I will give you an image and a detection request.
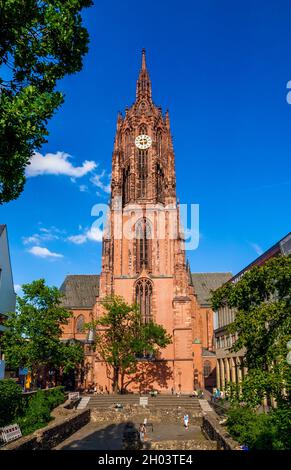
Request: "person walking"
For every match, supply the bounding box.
[183,413,189,430]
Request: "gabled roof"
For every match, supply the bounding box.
[191,272,232,307]
[60,275,100,309]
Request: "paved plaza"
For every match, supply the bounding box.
[54,420,206,450]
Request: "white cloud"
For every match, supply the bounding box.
[90,170,111,193]
[22,226,62,245]
[28,246,64,258]
[26,151,97,178]
[87,226,103,242]
[67,234,87,245]
[67,226,103,245]
[79,184,88,192]
[250,242,263,256]
[14,284,22,293]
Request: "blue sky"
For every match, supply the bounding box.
[1,0,291,291]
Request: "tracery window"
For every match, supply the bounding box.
[203,361,212,378]
[139,124,147,135]
[135,278,153,324]
[136,218,152,272]
[137,149,148,198]
[75,315,84,334]
[122,165,130,205]
[157,129,162,157]
[156,163,164,203]
[125,129,131,158]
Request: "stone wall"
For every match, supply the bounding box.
[150,440,217,450]
[202,414,240,450]
[1,406,90,450]
[91,406,202,425]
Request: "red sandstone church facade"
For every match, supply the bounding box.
[61,51,231,393]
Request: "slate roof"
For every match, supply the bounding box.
[60,275,100,308]
[191,272,232,307]
[0,224,6,236]
[202,347,216,357]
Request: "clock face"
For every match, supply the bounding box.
[135,134,152,150]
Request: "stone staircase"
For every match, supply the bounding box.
[77,396,91,410]
[85,394,201,410]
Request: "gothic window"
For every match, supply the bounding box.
[203,361,212,378]
[156,163,164,203]
[157,129,162,157]
[136,218,152,272]
[122,165,130,205]
[135,278,153,324]
[139,124,147,135]
[137,149,148,198]
[125,129,130,158]
[75,315,84,334]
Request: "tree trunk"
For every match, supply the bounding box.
[112,366,119,393]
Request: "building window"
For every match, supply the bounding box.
[137,149,148,198]
[139,125,147,135]
[203,361,212,377]
[136,218,152,272]
[125,129,130,158]
[157,129,162,157]
[75,315,84,334]
[156,163,164,203]
[122,165,130,204]
[135,278,153,324]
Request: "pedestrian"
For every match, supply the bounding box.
[183,413,189,430]
[139,423,145,443]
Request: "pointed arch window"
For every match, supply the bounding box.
[135,278,153,324]
[139,124,147,135]
[156,163,164,203]
[136,218,152,272]
[125,129,131,158]
[122,165,130,205]
[75,315,84,334]
[137,149,148,198]
[157,129,162,157]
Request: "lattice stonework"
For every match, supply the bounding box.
[135,278,153,324]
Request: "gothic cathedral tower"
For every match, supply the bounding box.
[93,50,196,394]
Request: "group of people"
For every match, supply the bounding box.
[85,383,110,395]
[211,387,225,402]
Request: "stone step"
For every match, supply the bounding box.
[87,396,201,410]
[77,396,91,410]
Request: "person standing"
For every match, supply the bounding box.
[139,423,145,443]
[183,413,189,430]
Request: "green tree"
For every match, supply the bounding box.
[0,0,92,204]
[0,379,23,427]
[0,279,84,386]
[212,255,291,407]
[85,295,172,393]
[212,255,291,449]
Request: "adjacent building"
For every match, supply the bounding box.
[0,225,16,378]
[214,232,291,391]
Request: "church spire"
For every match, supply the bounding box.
[136,48,152,102]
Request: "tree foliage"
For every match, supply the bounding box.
[0,0,92,203]
[212,255,291,407]
[0,279,84,383]
[0,379,23,427]
[85,295,172,393]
